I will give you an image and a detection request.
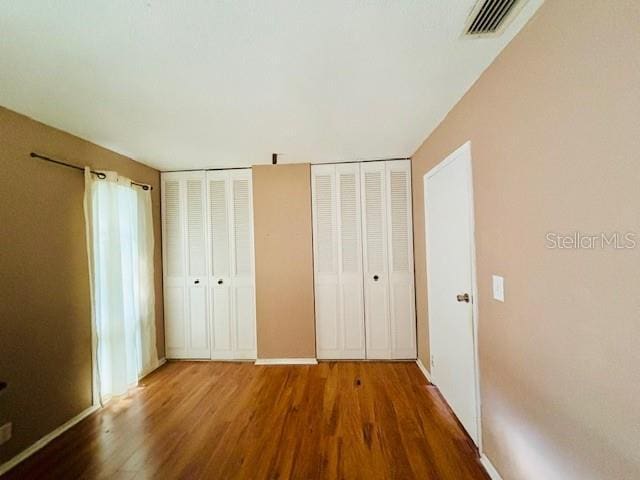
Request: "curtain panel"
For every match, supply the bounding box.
[84,168,158,404]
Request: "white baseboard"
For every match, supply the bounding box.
[0,356,168,475]
[255,358,318,365]
[415,359,433,383]
[139,357,167,380]
[0,404,99,476]
[481,453,503,480]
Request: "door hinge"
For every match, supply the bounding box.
[431,355,435,367]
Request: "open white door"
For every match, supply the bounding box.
[424,142,480,444]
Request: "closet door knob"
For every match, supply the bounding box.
[217,279,223,285]
[456,293,470,303]
[373,275,379,281]
[194,280,200,285]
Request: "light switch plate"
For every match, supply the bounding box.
[0,422,12,445]
[492,275,504,302]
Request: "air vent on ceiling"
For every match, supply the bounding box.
[464,0,525,37]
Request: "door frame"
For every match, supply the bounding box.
[423,141,483,448]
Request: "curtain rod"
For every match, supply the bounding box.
[29,152,153,191]
[161,157,412,173]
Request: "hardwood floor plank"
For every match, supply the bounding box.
[2,362,489,480]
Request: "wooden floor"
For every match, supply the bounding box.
[4,362,488,480]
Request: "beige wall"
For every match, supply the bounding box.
[411,1,640,478]
[0,106,164,464]
[252,164,316,359]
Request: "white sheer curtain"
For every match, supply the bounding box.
[84,168,158,404]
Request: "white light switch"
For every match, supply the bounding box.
[492,275,504,302]
[0,422,11,445]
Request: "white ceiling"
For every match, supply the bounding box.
[0,0,543,170]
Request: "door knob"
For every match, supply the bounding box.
[217,279,223,285]
[456,293,470,303]
[194,280,200,284]
[373,275,379,281]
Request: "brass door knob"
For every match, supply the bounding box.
[456,293,470,303]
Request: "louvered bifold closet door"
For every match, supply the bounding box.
[206,169,256,359]
[312,164,365,359]
[336,164,366,358]
[184,172,210,358]
[385,160,416,359]
[312,165,340,358]
[162,171,210,359]
[162,174,187,358]
[228,169,257,359]
[206,171,233,358]
[360,162,392,358]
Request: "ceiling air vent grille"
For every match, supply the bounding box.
[465,0,523,36]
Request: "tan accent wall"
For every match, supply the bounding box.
[252,164,316,359]
[0,106,164,464]
[411,1,640,478]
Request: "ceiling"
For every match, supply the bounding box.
[0,0,543,170]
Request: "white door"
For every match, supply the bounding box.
[360,160,416,359]
[206,171,233,358]
[162,171,210,359]
[312,163,366,359]
[424,142,480,444]
[385,160,417,359]
[206,169,256,359]
[228,170,257,359]
[361,161,392,358]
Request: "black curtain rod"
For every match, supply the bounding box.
[30,152,152,191]
[161,157,411,173]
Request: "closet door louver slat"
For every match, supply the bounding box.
[164,180,183,277]
[187,180,206,277]
[233,178,252,276]
[209,179,229,277]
